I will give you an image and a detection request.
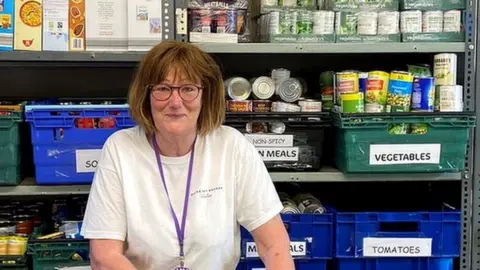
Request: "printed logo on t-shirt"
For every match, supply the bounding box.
[191,186,224,199]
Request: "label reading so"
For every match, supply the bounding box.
[244,134,294,147]
[256,147,299,162]
[246,241,306,258]
[363,237,432,257]
[75,149,102,173]
[369,144,441,165]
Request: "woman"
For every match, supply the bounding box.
[80,41,294,270]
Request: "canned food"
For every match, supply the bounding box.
[252,76,275,100]
[0,221,16,236]
[271,68,291,94]
[313,11,335,35]
[335,71,359,104]
[0,236,7,255]
[246,122,268,133]
[226,100,252,112]
[358,72,368,93]
[189,9,212,33]
[365,71,389,113]
[278,78,304,103]
[411,77,435,112]
[299,99,322,112]
[434,53,457,86]
[253,100,272,112]
[341,92,364,113]
[269,122,286,134]
[378,11,400,34]
[357,11,378,35]
[297,10,313,34]
[280,193,301,214]
[320,71,335,112]
[422,11,443,33]
[443,10,462,32]
[293,193,326,214]
[335,12,357,34]
[211,9,237,34]
[386,71,414,112]
[401,10,422,33]
[272,101,302,112]
[12,215,33,235]
[269,11,281,35]
[225,77,252,101]
[279,0,296,7]
[437,85,463,112]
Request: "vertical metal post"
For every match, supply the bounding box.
[164,0,176,41]
[174,0,189,42]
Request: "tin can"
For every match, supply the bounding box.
[225,77,252,101]
[299,99,322,112]
[365,71,389,113]
[278,78,303,103]
[411,77,435,112]
[297,10,313,34]
[320,71,335,112]
[358,72,368,93]
[211,9,238,34]
[443,10,462,32]
[270,122,286,134]
[279,193,301,214]
[378,11,400,35]
[272,68,291,95]
[313,10,335,35]
[386,71,414,112]
[357,11,378,35]
[269,11,281,35]
[189,9,212,33]
[335,12,357,34]
[293,193,326,214]
[279,0,296,7]
[272,101,301,112]
[253,100,272,112]
[401,10,422,33]
[437,85,463,112]
[226,100,253,112]
[12,215,33,235]
[341,92,364,113]
[335,71,359,104]
[252,76,275,100]
[422,10,443,33]
[434,53,457,86]
[246,122,268,133]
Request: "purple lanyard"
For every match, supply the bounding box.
[152,136,196,268]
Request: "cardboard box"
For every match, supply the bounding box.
[127,0,162,51]
[69,0,85,51]
[0,0,14,51]
[14,0,43,51]
[86,0,127,51]
[43,0,69,51]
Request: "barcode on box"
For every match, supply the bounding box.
[72,38,83,49]
[216,27,225,33]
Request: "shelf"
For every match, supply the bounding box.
[0,43,466,62]
[0,169,461,196]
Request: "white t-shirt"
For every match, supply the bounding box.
[80,125,283,270]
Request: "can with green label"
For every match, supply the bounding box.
[341,92,364,113]
[297,10,313,34]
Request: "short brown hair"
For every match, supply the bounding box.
[128,40,226,137]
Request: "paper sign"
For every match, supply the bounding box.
[244,134,294,147]
[256,147,299,162]
[246,241,306,258]
[369,144,441,165]
[363,237,432,257]
[75,149,102,173]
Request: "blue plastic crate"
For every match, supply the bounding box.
[240,213,334,260]
[335,212,461,258]
[336,258,454,270]
[25,104,135,185]
[237,258,327,270]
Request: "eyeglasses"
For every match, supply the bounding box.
[147,84,202,101]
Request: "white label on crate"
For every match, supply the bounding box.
[256,147,299,162]
[244,134,294,147]
[369,144,441,165]
[75,149,103,173]
[245,241,307,258]
[363,237,432,257]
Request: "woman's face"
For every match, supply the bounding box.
[150,69,202,136]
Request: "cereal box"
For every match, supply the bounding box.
[0,0,14,51]
[43,0,69,51]
[14,0,43,51]
[69,0,85,51]
[86,0,127,51]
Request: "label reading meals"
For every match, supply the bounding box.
[363,237,432,257]
[75,149,102,173]
[256,147,299,162]
[369,144,441,165]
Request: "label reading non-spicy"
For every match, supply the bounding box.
[75,149,102,173]
[244,134,294,147]
[369,144,441,165]
[246,241,307,258]
[363,237,432,257]
[257,147,299,162]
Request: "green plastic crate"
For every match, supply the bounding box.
[27,240,90,270]
[332,109,475,173]
[0,105,22,185]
